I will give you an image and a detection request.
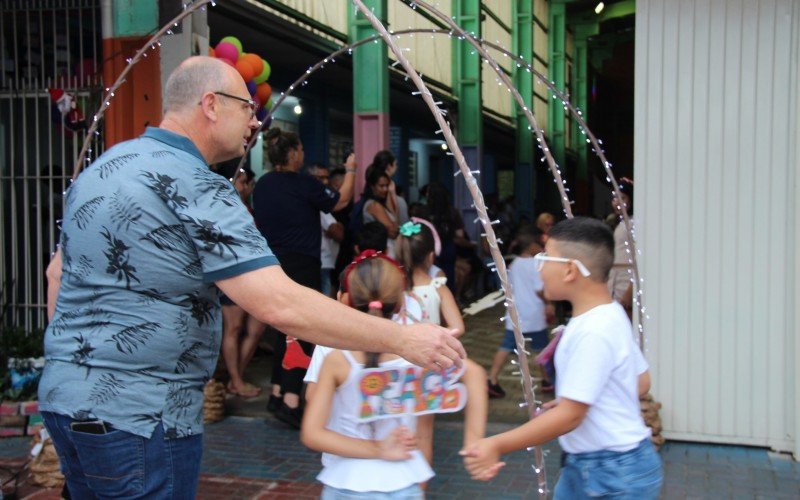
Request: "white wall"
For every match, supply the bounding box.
[635,0,799,456]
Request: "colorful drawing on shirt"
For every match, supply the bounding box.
[357,364,466,422]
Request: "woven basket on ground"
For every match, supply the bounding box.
[640,392,665,450]
[28,434,65,488]
[203,379,227,424]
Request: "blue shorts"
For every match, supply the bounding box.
[500,328,549,351]
[555,438,663,499]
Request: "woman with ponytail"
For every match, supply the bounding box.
[252,127,356,426]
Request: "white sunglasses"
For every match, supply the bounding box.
[533,252,592,277]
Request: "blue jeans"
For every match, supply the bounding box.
[321,484,423,499]
[42,411,202,499]
[555,439,662,499]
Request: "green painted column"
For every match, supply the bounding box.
[452,0,483,241]
[513,0,534,218]
[547,1,567,168]
[452,0,482,148]
[572,22,598,181]
[348,0,389,199]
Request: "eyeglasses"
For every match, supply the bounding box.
[533,252,592,277]
[205,91,256,118]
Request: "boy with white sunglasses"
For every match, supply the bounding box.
[462,217,662,498]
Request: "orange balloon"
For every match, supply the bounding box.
[242,53,264,76]
[235,59,255,82]
[256,83,272,105]
[209,47,216,58]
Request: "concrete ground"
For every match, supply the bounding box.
[1,304,798,498]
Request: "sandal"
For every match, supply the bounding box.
[227,382,261,398]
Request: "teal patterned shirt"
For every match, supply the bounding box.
[39,128,278,439]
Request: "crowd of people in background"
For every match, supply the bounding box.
[213,126,638,421]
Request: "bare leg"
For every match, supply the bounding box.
[237,315,266,391]
[487,349,511,385]
[222,305,257,396]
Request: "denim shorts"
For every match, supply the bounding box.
[554,438,663,499]
[500,328,549,351]
[321,484,423,499]
[42,411,203,499]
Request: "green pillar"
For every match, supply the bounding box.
[348,0,389,199]
[451,0,482,240]
[513,0,534,217]
[452,0,483,148]
[572,22,598,181]
[547,1,567,168]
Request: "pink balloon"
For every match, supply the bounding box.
[215,42,239,64]
[218,58,235,67]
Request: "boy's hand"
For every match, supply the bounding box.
[460,438,506,481]
[378,426,417,461]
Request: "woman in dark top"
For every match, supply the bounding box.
[252,128,354,427]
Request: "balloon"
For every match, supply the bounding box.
[215,42,239,64]
[266,98,273,109]
[246,80,257,96]
[208,47,216,58]
[241,54,263,76]
[218,58,235,68]
[254,59,271,84]
[220,36,242,55]
[235,59,255,82]
[256,106,267,122]
[256,82,272,106]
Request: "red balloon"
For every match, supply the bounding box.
[256,83,272,106]
[218,57,235,67]
[235,59,255,82]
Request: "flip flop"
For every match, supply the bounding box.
[227,382,260,398]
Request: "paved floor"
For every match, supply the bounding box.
[1,304,798,498]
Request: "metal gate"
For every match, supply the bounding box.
[1,0,105,331]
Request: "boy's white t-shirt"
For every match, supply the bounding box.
[555,301,650,454]
[304,292,423,385]
[504,256,547,333]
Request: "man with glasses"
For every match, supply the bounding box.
[40,56,466,498]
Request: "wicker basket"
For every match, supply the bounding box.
[203,380,227,424]
[28,434,65,488]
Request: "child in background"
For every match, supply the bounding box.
[395,220,465,467]
[462,217,662,498]
[301,253,487,499]
[486,231,553,398]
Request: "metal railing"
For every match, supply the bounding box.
[1,0,104,330]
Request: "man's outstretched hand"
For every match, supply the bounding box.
[399,324,466,371]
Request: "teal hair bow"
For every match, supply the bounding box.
[399,221,421,237]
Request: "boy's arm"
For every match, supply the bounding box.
[461,398,589,480]
[638,370,651,397]
[300,353,416,460]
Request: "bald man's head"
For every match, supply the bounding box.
[163,56,238,115]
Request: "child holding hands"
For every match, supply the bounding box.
[462,217,662,498]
